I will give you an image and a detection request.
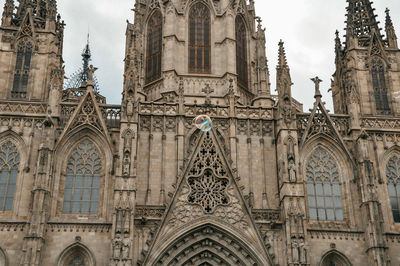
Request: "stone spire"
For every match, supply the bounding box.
[15,0,58,24]
[276,40,292,99]
[334,30,343,64]
[255,17,271,96]
[385,8,398,48]
[81,34,92,83]
[345,0,382,47]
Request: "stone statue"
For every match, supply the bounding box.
[112,233,122,259]
[122,233,131,259]
[288,158,297,183]
[291,240,299,263]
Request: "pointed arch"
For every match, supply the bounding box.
[385,152,400,223]
[145,10,163,84]
[12,37,34,98]
[57,242,96,266]
[188,2,211,74]
[235,15,248,90]
[54,126,112,218]
[149,222,269,266]
[320,250,352,266]
[370,57,390,114]
[0,138,22,212]
[301,136,354,223]
[61,139,102,215]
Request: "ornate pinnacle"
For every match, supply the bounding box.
[277,40,288,69]
[385,8,398,48]
[345,0,381,47]
[311,76,323,99]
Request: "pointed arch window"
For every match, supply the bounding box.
[306,147,344,221]
[386,155,400,223]
[12,39,33,98]
[371,58,390,114]
[0,141,20,212]
[189,3,211,73]
[62,140,102,215]
[320,251,351,266]
[145,11,163,84]
[235,16,248,89]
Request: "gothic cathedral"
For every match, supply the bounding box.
[0,0,400,265]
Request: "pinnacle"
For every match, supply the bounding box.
[345,0,381,46]
[277,40,288,69]
[385,8,393,27]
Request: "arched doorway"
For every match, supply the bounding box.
[153,224,264,266]
[57,243,95,266]
[320,250,352,266]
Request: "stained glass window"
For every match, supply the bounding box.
[12,39,33,98]
[386,155,400,223]
[235,16,248,89]
[189,3,211,73]
[62,140,102,215]
[145,11,163,84]
[371,58,390,114]
[306,147,344,221]
[0,141,20,212]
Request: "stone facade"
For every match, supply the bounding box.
[0,0,400,265]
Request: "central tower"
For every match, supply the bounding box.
[124,0,271,106]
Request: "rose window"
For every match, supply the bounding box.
[188,168,229,213]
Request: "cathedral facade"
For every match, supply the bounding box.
[0,0,400,265]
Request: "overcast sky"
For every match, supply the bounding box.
[3,0,400,111]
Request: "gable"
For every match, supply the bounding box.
[141,129,274,265]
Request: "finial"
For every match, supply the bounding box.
[277,40,288,69]
[311,76,323,99]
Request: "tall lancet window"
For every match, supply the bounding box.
[235,16,248,90]
[386,155,400,223]
[12,39,33,98]
[145,11,163,84]
[306,147,344,221]
[371,58,390,114]
[62,140,102,215]
[189,3,211,73]
[0,141,20,212]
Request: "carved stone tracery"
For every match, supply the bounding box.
[187,133,230,213]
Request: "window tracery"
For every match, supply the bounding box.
[386,155,400,223]
[235,16,248,89]
[0,141,20,212]
[67,256,85,266]
[187,133,229,213]
[145,11,163,84]
[62,139,102,215]
[306,147,344,221]
[189,3,211,73]
[371,58,390,114]
[12,39,33,98]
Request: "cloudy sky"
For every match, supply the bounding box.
[4,0,400,110]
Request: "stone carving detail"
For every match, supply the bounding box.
[188,168,229,213]
[187,133,230,213]
[287,138,297,183]
[71,94,102,131]
[122,130,134,177]
[169,185,248,231]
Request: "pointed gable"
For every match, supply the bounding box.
[141,129,274,265]
[16,11,35,40]
[300,94,353,165]
[57,88,112,146]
